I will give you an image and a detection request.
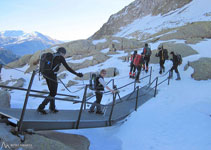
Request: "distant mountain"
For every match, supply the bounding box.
[0,30,63,56]
[0,48,19,64]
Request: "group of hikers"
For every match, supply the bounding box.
[129,43,181,82]
[36,44,182,115]
[37,47,118,115]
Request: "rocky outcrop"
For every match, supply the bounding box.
[184,57,211,80]
[158,22,211,43]
[0,90,11,108]
[74,67,119,80]
[0,124,90,150]
[66,80,78,87]
[5,54,32,69]
[90,0,192,39]
[58,52,110,73]
[12,78,26,88]
[150,42,198,64]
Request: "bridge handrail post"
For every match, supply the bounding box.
[76,85,88,129]
[168,71,170,85]
[18,70,36,132]
[135,86,139,111]
[108,93,117,126]
[149,66,152,85]
[154,77,158,97]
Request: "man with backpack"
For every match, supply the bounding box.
[142,43,151,72]
[37,47,83,114]
[134,53,145,83]
[169,51,181,80]
[89,69,117,115]
[129,50,137,78]
[156,46,169,74]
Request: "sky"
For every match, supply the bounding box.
[0,0,134,41]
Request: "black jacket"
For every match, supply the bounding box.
[96,75,104,91]
[171,54,178,66]
[52,53,77,75]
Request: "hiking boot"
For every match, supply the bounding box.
[159,70,162,74]
[37,108,47,115]
[50,109,59,113]
[176,73,181,80]
[88,110,94,113]
[96,111,104,115]
[135,80,140,83]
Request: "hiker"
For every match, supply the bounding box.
[169,51,181,80]
[37,47,83,114]
[142,43,151,72]
[129,50,137,78]
[156,46,169,74]
[89,69,117,115]
[134,53,145,83]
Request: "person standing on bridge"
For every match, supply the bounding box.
[37,47,83,115]
[89,69,117,115]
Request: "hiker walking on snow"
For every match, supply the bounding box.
[129,50,137,78]
[89,69,117,115]
[156,46,169,74]
[37,47,83,114]
[142,43,151,72]
[169,51,181,80]
[134,53,145,83]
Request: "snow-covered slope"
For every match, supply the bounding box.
[1,38,211,150]
[0,30,63,56]
[115,0,211,39]
[91,0,211,40]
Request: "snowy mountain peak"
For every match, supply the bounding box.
[0,30,63,56]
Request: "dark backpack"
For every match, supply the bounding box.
[89,73,97,90]
[89,73,104,91]
[39,52,59,75]
[163,49,169,60]
[176,54,182,65]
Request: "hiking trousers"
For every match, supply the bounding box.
[144,56,150,70]
[135,65,142,81]
[90,91,103,112]
[130,63,136,73]
[38,73,58,110]
[160,59,165,72]
[170,64,179,73]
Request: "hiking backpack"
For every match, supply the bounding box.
[89,73,104,91]
[176,54,182,65]
[163,49,169,60]
[143,47,152,56]
[133,54,144,66]
[39,52,60,75]
[89,73,97,90]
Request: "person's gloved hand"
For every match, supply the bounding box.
[77,73,83,77]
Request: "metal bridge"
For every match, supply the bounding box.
[0,67,171,133]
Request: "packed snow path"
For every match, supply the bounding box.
[0,85,154,131]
